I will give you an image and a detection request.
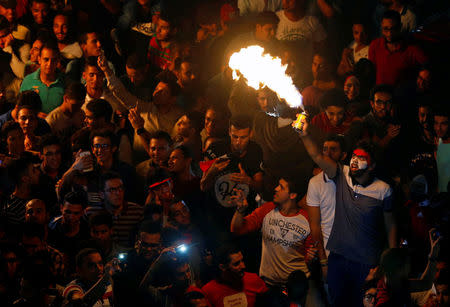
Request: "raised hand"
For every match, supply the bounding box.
[230,163,251,185]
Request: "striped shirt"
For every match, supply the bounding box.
[5,194,28,225]
[85,202,144,248]
[147,35,172,70]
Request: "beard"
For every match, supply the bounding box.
[349,168,367,180]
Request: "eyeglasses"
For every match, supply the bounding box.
[93,143,111,150]
[105,185,124,193]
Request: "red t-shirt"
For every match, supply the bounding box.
[147,36,172,70]
[369,37,427,86]
[311,112,353,135]
[202,272,268,307]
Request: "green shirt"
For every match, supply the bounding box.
[20,69,65,114]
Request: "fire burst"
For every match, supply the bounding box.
[228,45,303,110]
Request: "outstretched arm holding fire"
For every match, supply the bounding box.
[294,115,338,179]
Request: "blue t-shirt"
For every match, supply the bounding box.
[327,164,392,265]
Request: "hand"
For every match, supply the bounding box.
[428,228,442,259]
[387,124,401,139]
[97,53,111,75]
[305,245,318,264]
[365,266,378,281]
[71,150,94,171]
[210,158,230,173]
[128,106,145,130]
[229,163,251,185]
[105,258,122,278]
[292,113,309,136]
[229,188,248,211]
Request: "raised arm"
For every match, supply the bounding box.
[295,116,338,179]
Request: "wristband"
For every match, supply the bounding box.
[320,259,328,266]
[136,127,146,135]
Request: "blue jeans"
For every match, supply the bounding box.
[327,253,374,307]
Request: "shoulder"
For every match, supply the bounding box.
[63,280,84,298]
[370,178,392,199]
[243,272,267,288]
[201,279,221,293]
[370,37,383,48]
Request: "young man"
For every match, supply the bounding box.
[297,117,397,307]
[88,211,123,262]
[63,248,115,306]
[5,154,40,225]
[369,10,427,86]
[45,82,86,143]
[202,245,268,307]
[306,134,347,280]
[434,107,450,193]
[173,111,203,162]
[311,89,353,135]
[48,191,90,261]
[85,171,144,248]
[230,177,319,304]
[20,42,65,114]
[135,130,172,192]
[52,12,82,61]
[147,11,177,71]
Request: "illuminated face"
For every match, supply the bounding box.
[436,284,449,306]
[104,178,125,208]
[418,106,430,130]
[78,252,104,283]
[344,76,360,101]
[61,203,83,226]
[312,55,326,80]
[170,201,191,226]
[204,109,218,136]
[42,144,62,171]
[255,23,276,41]
[138,232,161,260]
[92,136,116,165]
[168,148,189,173]
[177,62,196,88]
[0,28,12,49]
[0,5,15,22]
[83,66,104,92]
[226,252,246,278]
[17,108,38,135]
[325,106,345,127]
[82,33,102,57]
[148,138,171,165]
[417,69,431,92]
[53,14,69,42]
[381,18,400,43]
[125,66,146,86]
[30,39,43,62]
[156,18,171,41]
[352,24,367,45]
[91,224,112,242]
[273,179,292,205]
[323,140,343,162]
[257,89,275,113]
[370,92,392,119]
[434,115,449,139]
[363,288,377,307]
[350,148,371,176]
[25,199,47,225]
[175,115,192,138]
[152,82,172,106]
[229,125,251,154]
[31,1,48,25]
[38,48,58,76]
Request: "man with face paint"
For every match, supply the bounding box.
[297,118,397,307]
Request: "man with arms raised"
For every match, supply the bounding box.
[296,117,397,307]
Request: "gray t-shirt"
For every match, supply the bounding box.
[327,164,392,265]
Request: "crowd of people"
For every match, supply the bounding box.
[0,0,449,306]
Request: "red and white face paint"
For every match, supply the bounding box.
[350,149,371,170]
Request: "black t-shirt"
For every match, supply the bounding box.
[203,139,263,231]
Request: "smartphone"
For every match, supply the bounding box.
[79,151,94,172]
[118,253,127,260]
[176,244,188,254]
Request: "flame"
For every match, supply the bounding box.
[228,45,303,109]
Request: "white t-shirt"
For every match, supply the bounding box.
[275,11,327,42]
[306,172,336,253]
[349,41,369,65]
[238,0,282,16]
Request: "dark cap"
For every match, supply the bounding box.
[0,0,16,9]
